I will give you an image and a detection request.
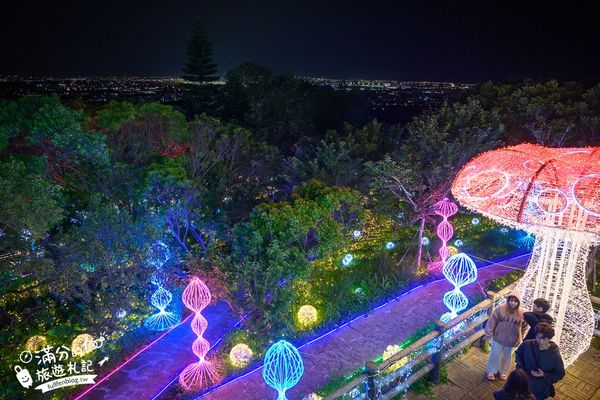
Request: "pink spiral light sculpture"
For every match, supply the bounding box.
[428,198,458,273]
[179,276,219,390]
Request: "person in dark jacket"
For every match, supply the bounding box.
[515,323,565,400]
[524,298,554,341]
[493,368,536,400]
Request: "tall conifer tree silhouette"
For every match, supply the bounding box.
[182,20,218,82]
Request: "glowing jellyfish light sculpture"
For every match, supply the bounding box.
[262,340,304,400]
[452,143,600,366]
[144,241,179,331]
[440,253,477,322]
[179,276,219,390]
[429,198,458,273]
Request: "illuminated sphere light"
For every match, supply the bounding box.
[471,217,480,225]
[454,239,463,247]
[342,253,353,266]
[179,276,219,390]
[354,287,365,295]
[305,394,323,400]
[440,253,477,322]
[229,343,253,368]
[447,245,459,256]
[147,240,170,268]
[421,237,430,246]
[262,340,304,400]
[385,241,395,250]
[382,344,408,371]
[71,334,96,357]
[26,335,48,352]
[116,309,127,319]
[297,305,318,328]
[451,143,600,366]
[353,230,361,238]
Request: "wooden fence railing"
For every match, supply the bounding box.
[324,283,518,400]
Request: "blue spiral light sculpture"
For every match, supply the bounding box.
[440,253,477,323]
[262,340,304,400]
[144,240,179,331]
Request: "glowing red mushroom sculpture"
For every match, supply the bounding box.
[452,143,600,366]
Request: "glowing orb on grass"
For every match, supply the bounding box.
[382,344,408,371]
[353,230,361,238]
[71,334,96,357]
[447,245,459,256]
[229,343,253,368]
[454,239,463,247]
[342,254,353,266]
[297,305,318,328]
[386,241,395,250]
[421,237,430,246]
[26,335,48,352]
[472,217,480,225]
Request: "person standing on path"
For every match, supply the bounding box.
[484,291,528,381]
[515,323,565,400]
[493,368,536,400]
[523,298,553,341]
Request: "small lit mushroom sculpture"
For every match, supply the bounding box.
[452,143,600,366]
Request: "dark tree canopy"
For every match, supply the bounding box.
[182,20,218,82]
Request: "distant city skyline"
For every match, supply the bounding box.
[2,1,599,82]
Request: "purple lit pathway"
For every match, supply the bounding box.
[199,254,531,400]
[78,301,239,400]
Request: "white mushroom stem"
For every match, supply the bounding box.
[516,229,596,367]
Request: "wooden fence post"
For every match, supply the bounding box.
[480,290,497,347]
[429,320,447,383]
[365,360,379,400]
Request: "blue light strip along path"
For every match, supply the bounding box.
[197,253,531,400]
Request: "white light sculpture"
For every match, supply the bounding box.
[452,144,600,366]
[144,241,179,331]
[422,236,430,246]
[263,340,304,400]
[440,253,477,322]
[353,230,361,239]
[386,241,396,250]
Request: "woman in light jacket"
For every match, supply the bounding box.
[484,291,528,381]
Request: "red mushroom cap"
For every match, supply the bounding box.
[451,144,600,234]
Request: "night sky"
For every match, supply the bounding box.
[2,1,599,82]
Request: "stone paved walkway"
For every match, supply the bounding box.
[79,301,239,400]
[199,254,531,400]
[407,343,600,400]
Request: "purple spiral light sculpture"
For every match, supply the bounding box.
[429,198,458,273]
[179,276,219,390]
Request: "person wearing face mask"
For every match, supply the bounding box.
[484,291,528,381]
[515,323,565,400]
